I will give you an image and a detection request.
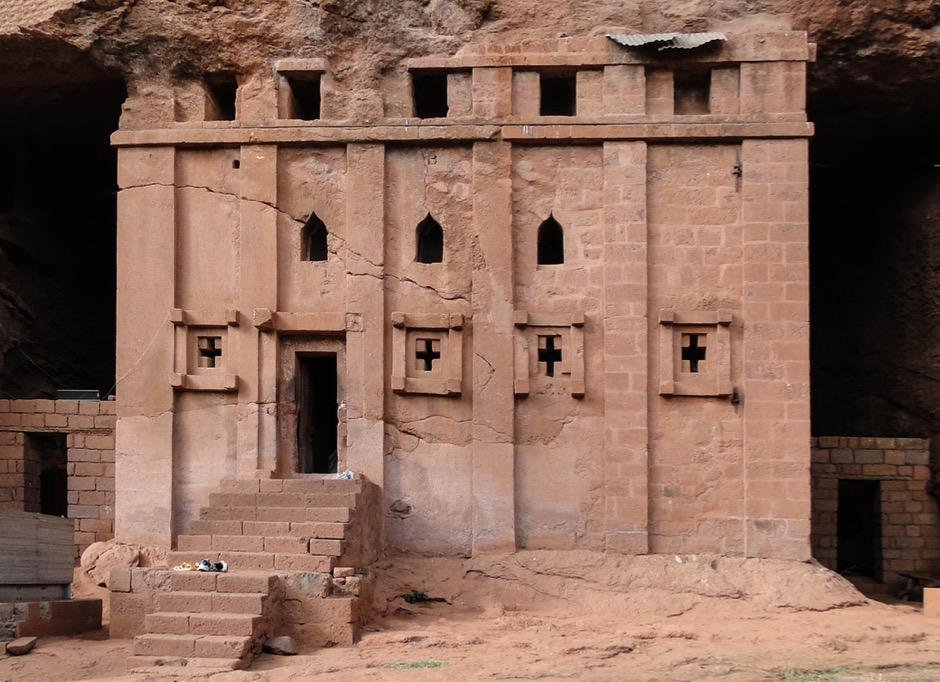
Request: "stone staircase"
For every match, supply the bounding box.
[130,569,282,673]
[127,476,364,673]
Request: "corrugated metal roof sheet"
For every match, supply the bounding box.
[0,0,78,36]
[606,32,727,51]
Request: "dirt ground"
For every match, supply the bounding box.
[2,552,940,682]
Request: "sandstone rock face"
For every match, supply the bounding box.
[0,3,938,491]
[80,540,140,587]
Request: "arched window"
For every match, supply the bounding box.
[301,211,328,261]
[415,214,444,264]
[537,214,564,265]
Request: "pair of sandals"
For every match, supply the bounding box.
[172,559,229,572]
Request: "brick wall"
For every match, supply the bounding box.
[0,399,116,558]
[811,436,939,582]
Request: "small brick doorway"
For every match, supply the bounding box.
[836,478,883,582]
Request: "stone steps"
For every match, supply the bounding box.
[133,633,253,659]
[127,476,364,672]
[128,656,245,675]
[168,551,336,573]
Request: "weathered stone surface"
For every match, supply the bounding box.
[6,636,37,655]
[81,541,140,587]
[262,636,297,656]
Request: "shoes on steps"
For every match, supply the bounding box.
[196,559,229,573]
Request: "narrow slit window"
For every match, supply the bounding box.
[415,214,444,263]
[674,68,711,115]
[302,211,329,261]
[412,72,449,119]
[284,74,321,120]
[205,73,238,121]
[537,214,564,265]
[540,73,576,116]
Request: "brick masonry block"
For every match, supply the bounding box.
[212,535,264,552]
[194,635,251,659]
[190,613,260,637]
[168,571,218,592]
[309,538,343,556]
[217,552,275,570]
[242,520,289,536]
[216,573,277,594]
[156,592,212,613]
[304,507,351,523]
[290,522,347,539]
[274,553,334,572]
[264,536,309,553]
[219,479,261,494]
[190,520,242,535]
[145,612,190,635]
[210,593,265,615]
[109,567,132,592]
[133,634,196,657]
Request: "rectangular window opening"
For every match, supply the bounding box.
[540,73,577,116]
[283,74,321,120]
[674,68,711,115]
[204,73,238,121]
[296,353,339,474]
[412,72,449,119]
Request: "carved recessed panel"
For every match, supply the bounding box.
[170,308,239,392]
[391,312,464,396]
[658,309,732,397]
[513,310,585,398]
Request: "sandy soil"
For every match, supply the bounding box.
[2,552,940,682]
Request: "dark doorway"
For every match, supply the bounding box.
[296,353,338,474]
[836,478,882,580]
[25,432,68,517]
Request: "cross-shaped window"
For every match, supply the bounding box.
[198,336,223,368]
[681,333,706,373]
[415,338,441,372]
[538,335,563,377]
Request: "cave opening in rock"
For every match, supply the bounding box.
[0,41,125,400]
[808,76,940,444]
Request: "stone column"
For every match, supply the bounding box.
[114,146,177,548]
[236,144,279,476]
[344,144,386,489]
[470,140,516,554]
[602,141,650,553]
[741,138,811,560]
